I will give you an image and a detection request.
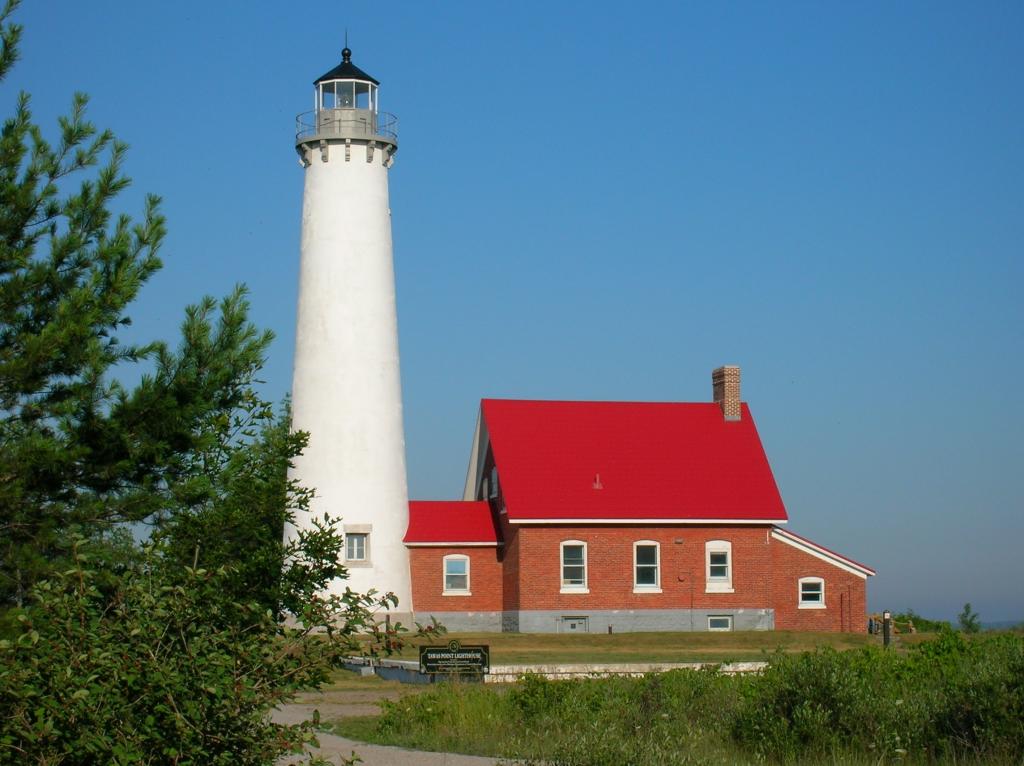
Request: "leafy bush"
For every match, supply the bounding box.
[892,608,949,633]
[0,534,439,765]
[732,632,1024,762]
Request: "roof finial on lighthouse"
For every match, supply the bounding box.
[342,29,351,62]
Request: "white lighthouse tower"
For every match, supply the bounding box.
[286,48,412,617]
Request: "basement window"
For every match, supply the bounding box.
[798,577,825,609]
[708,615,733,632]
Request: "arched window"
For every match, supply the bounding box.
[633,541,661,592]
[442,554,471,595]
[560,540,588,593]
[705,540,734,593]
[798,577,825,609]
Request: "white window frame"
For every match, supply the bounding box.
[560,540,589,594]
[708,615,733,632]
[345,532,367,562]
[798,577,826,609]
[705,539,734,593]
[442,554,471,596]
[633,540,662,593]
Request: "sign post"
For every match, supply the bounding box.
[419,640,490,679]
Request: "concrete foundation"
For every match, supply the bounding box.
[416,608,774,633]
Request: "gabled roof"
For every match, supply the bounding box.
[480,399,788,524]
[404,501,500,546]
[771,527,876,578]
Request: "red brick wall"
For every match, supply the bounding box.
[408,523,869,633]
[408,546,504,612]
[513,525,776,612]
[770,537,868,632]
[499,511,521,611]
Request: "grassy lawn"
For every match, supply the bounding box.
[328,631,1024,765]
[376,629,888,665]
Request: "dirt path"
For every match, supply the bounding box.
[274,686,503,766]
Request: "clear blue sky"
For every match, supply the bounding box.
[7,1,1022,622]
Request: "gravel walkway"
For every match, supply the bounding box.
[273,691,503,766]
[276,729,502,766]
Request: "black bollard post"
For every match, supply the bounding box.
[882,610,892,649]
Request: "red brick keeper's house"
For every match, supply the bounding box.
[403,366,874,633]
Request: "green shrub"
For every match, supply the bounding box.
[892,608,950,633]
[732,633,1024,762]
[0,537,438,765]
[360,634,1024,764]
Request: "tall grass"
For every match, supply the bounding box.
[335,631,1024,764]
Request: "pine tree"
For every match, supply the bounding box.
[958,602,981,634]
[0,0,271,608]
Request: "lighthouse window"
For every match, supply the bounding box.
[320,83,333,109]
[337,81,355,108]
[355,81,371,109]
[346,533,367,561]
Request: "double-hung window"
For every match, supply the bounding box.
[343,525,372,566]
[560,541,588,593]
[443,555,471,595]
[633,541,661,592]
[346,533,367,562]
[705,540,734,593]
[798,577,825,609]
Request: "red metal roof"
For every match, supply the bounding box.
[404,500,500,545]
[482,399,788,523]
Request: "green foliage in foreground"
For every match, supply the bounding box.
[891,608,949,633]
[0,4,445,762]
[0,535,442,765]
[346,631,1024,765]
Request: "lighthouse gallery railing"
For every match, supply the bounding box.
[295,110,398,143]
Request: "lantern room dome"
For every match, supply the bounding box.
[315,47,380,86]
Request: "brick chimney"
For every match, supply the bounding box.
[712,365,741,421]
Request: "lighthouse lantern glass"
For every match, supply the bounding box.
[355,81,370,109]
[318,80,378,113]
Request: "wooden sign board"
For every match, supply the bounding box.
[419,639,490,675]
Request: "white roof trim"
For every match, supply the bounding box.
[405,541,503,548]
[771,528,875,578]
[511,518,788,526]
[462,406,490,501]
